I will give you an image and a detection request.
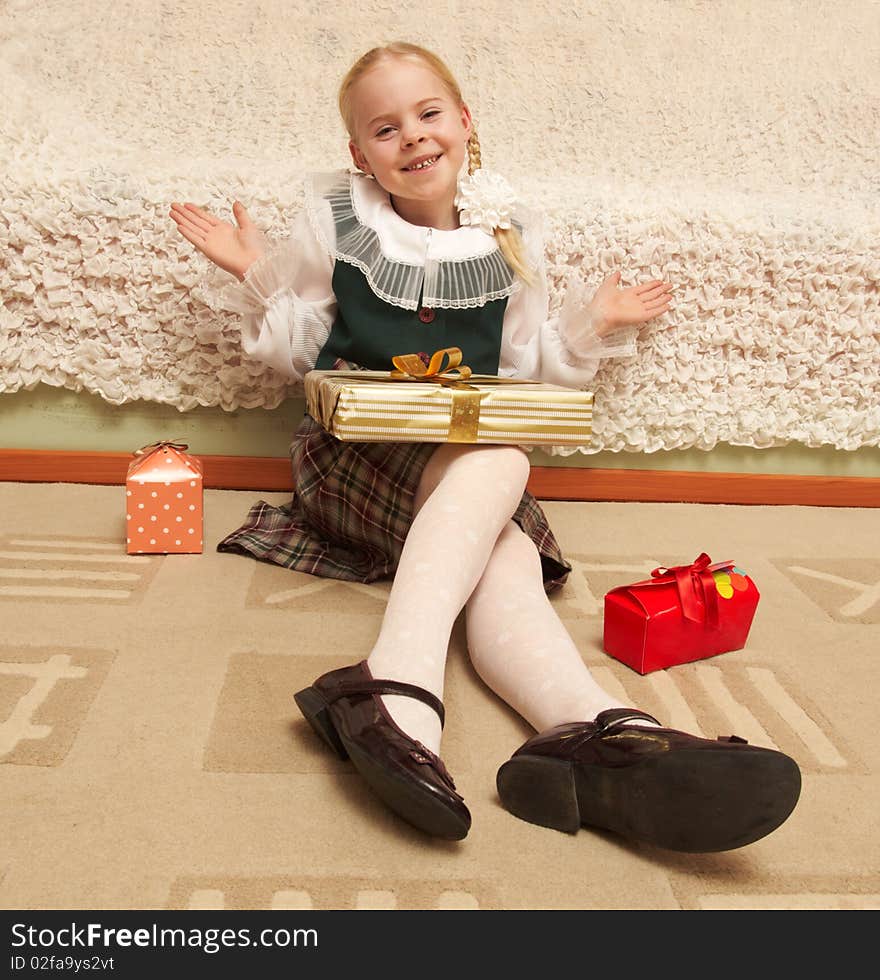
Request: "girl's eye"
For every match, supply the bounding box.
[375,109,440,137]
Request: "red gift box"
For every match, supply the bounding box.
[603,553,759,674]
[126,441,203,554]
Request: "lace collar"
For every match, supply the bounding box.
[304,170,526,311]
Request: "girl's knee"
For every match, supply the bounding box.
[493,445,531,482]
[414,444,530,517]
[460,444,530,491]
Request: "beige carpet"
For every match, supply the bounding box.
[1,482,878,911]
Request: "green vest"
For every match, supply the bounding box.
[315,262,509,373]
[313,177,511,374]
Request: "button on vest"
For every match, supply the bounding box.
[316,263,508,374]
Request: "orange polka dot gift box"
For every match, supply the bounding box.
[125,441,203,555]
[603,553,759,674]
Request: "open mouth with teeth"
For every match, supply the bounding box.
[402,153,442,172]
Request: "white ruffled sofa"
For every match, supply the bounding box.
[1,0,877,453]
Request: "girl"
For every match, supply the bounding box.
[169,42,800,851]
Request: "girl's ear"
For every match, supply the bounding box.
[348,140,371,175]
[459,102,473,140]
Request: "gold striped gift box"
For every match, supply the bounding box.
[304,369,593,447]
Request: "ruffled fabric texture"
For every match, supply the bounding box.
[1,0,877,450]
[4,167,877,448]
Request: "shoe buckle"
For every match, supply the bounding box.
[410,743,458,792]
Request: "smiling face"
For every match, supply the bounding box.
[347,58,473,227]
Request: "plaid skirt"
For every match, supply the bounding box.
[217,415,572,595]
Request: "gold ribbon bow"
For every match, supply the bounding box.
[391,348,480,439]
[386,346,540,390]
[388,346,537,441]
[650,553,721,628]
[390,347,473,387]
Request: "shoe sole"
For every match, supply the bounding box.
[497,747,801,852]
[294,685,470,841]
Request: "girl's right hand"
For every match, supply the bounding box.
[168,200,266,280]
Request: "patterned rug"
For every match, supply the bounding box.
[1,482,878,910]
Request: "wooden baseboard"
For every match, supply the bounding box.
[1,448,877,506]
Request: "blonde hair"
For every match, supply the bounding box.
[338,42,535,285]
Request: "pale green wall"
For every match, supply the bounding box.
[2,384,878,477]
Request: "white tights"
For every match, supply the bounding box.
[366,444,631,755]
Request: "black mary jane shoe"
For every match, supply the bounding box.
[294,660,470,841]
[496,707,801,853]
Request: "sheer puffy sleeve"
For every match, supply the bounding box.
[498,208,637,388]
[212,201,337,382]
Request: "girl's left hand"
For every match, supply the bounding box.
[591,270,674,337]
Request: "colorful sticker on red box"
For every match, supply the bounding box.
[712,566,749,599]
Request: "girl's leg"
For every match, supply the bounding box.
[466,522,802,851]
[366,444,532,754]
[464,520,634,730]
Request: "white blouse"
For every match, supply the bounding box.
[215,170,638,389]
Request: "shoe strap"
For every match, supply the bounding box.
[594,707,661,733]
[325,679,446,729]
[597,710,749,744]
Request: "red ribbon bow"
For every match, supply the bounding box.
[650,553,720,628]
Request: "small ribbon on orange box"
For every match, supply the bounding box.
[134,440,189,456]
[650,553,720,628]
